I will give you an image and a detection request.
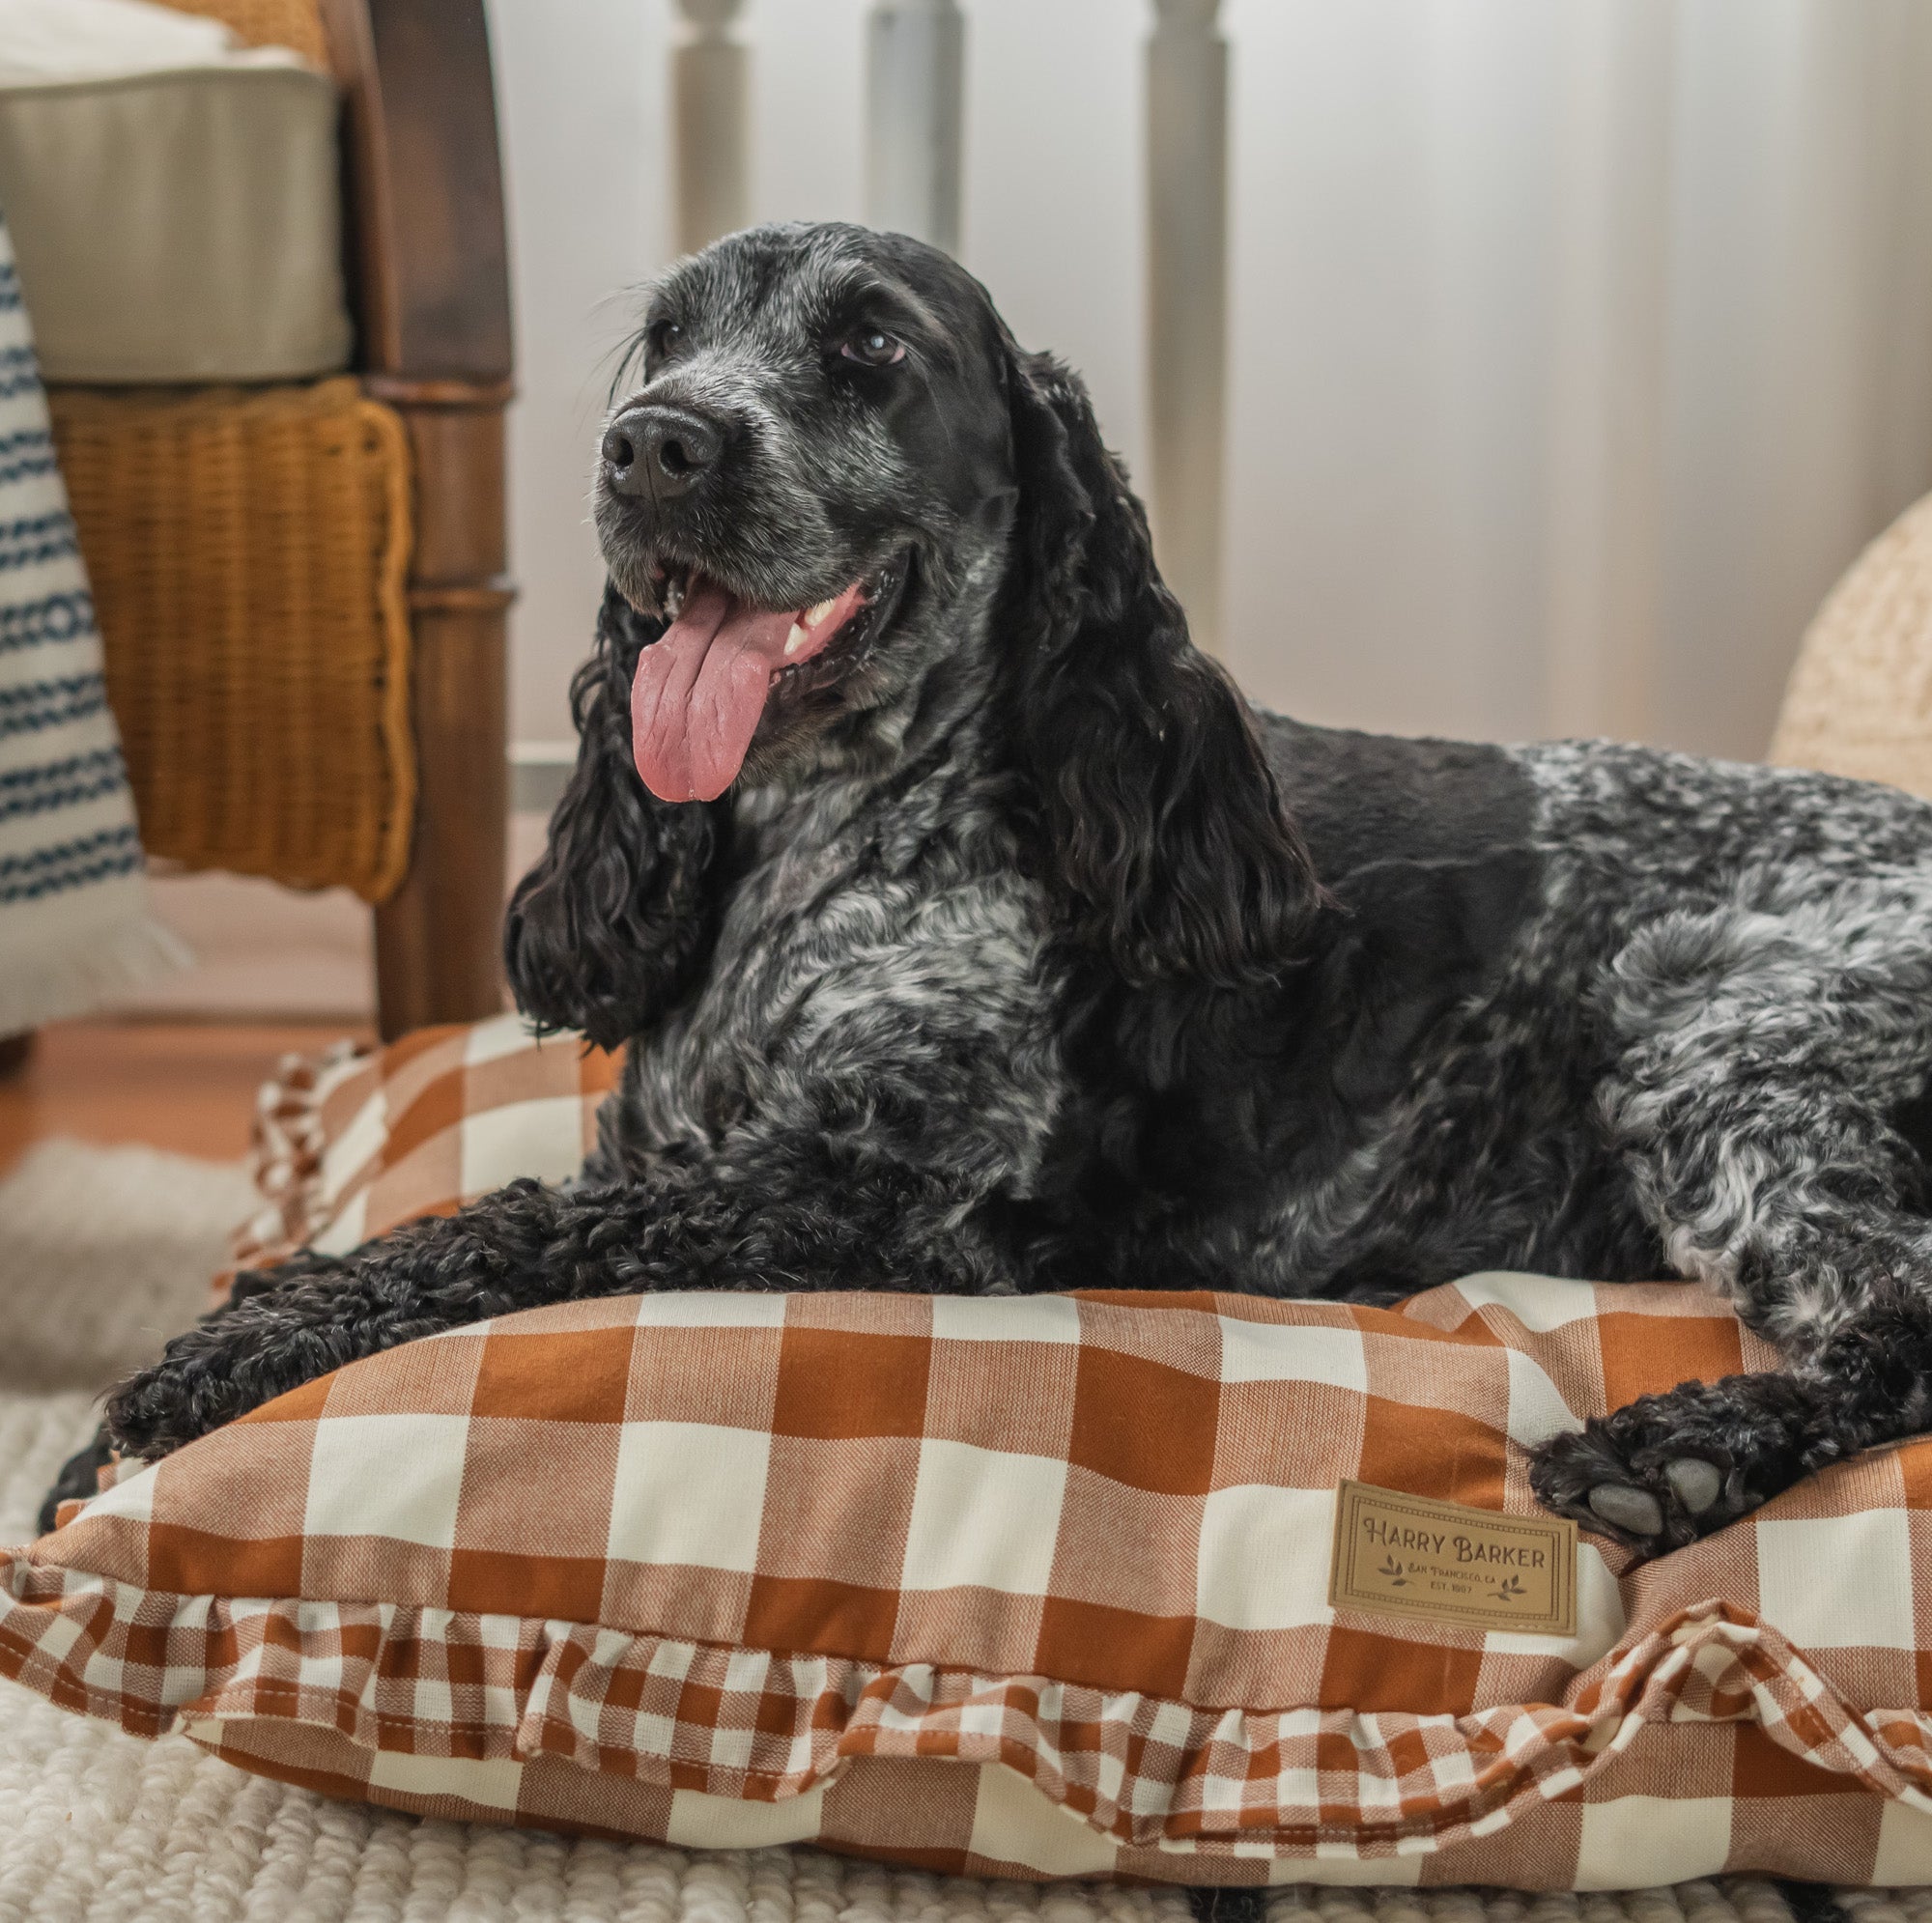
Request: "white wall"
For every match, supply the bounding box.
[485,0,1932,761]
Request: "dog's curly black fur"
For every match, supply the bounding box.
[45,223,1932,1562]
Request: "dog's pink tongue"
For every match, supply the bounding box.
[631,580,795,802]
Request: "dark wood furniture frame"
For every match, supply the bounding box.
[323,0,514,1039]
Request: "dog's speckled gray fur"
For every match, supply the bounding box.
[54,223,1932,1565]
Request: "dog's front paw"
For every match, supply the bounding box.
[1527,1372,1825,1558]
[1528,1423,1746,1555]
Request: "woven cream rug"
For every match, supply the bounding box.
[0,1137,1910,1923]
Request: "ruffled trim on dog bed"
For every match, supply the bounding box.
[1,1553,1927,1863]
[228,1037,374,1283]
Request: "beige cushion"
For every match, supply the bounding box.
[1770,492,1932,799]
[0,0,306,86]
[0,62,352,383]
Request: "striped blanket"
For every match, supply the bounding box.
[0,206,183,1033]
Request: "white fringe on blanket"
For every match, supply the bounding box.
[0,205,186,1032]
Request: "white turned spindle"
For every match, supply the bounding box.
[866,0,965,255]
[1145,0,1229,660]
[673,0,749,255]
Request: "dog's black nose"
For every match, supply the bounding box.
[601,405,722,499]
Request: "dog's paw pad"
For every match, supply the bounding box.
[1663,1456,1723,1515]
[1586,1484,1663,1537]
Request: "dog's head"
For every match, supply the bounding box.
[593,222,1016,800]
[507,222,1319,1044]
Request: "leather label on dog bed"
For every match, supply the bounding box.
[1328,1480,1577,1635]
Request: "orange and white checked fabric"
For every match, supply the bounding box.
[11,1275,1932,1888]
[230,1012,621,1284]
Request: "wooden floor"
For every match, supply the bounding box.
[0,1022,371,1177]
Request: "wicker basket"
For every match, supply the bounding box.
[1769,492,1932,801]
[150,0,330,68]
[48,379,416,902]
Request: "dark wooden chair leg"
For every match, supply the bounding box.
[326,0,517,1040]
[371,383,513,1041]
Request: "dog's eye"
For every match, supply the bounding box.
[648,320,683,360]
[840,328,904,368]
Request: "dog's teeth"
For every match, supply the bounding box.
[784,622,809,656]
[807,598,838,625]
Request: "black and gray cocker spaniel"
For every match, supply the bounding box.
[53,221,1932,1558]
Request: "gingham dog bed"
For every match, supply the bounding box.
[8,1021,1932,1890]
[232,1012,621,1278]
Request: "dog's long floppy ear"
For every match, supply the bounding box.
[503,583,727,1048]
[997,344,1322,988]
